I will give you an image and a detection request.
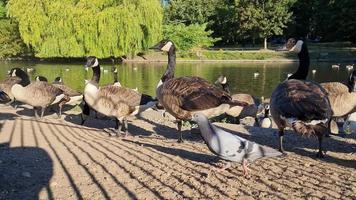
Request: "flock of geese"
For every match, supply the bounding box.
[0,38,355,174]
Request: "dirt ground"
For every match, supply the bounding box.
[0,104,355,200]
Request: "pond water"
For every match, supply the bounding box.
[0,61,351,98]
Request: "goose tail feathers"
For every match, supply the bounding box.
[292,121,328,137]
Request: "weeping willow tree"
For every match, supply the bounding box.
[7,0,163,58]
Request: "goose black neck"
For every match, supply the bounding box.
[288,42,309,80]
[91,65,101,83]
[222,83,231,94]
[264,108,270,118]
[161,47,176,82]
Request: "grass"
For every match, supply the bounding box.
[136,42,356,62]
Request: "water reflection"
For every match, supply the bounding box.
[0,61,351,98]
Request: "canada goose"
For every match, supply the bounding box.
[35,75,82,106]
[0,68,30,103]
[270,38,332,158]
[331,64,340,69]
[35,76,48,82]
[258,105,277,128]
[346,64,354,71]
[51,77,83,104]
[319,70,356,119]
[53,77,62,84]
[11,81,69,118]
[150,40,247,142]
[215,75,259,124]
[343,112,356,134]
[82,56,157,136]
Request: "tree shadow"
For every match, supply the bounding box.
[0,143,53,200]
[123,139,219,165]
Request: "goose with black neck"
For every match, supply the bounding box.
[270,38,332,158]
[83,56,157,137]
[150,40,248,143]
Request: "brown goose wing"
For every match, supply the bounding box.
[98,85,143,107]
[0,77,22,95]
[162,76,231,111]
[271,79,331,121]
[53,84,81,96]
[320,82,349,95]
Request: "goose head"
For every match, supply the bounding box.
[349,69,356,92]
[54,77,62,83]
[35,76,48,82]
[85,56,99,68]
[215,75,227,85]
[285,38,303,53]
[9,67,27,78]
[150,39,175,52]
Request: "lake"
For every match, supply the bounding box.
[0,61,352,98]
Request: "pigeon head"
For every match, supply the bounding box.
[191,113,208,123]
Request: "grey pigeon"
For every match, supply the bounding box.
[192,112,282,176]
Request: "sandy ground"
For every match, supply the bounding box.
[0,104,355,200]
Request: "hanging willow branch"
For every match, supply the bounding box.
[7,0,163,58]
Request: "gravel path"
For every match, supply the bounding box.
[0,105,355,200]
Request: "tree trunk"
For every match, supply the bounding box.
[264,37,267,50]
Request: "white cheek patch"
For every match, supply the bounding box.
[221,76,227,84]
[161,42,172,52]
[93,58,99,67]
[114,68,118,73]
[289,40,303,53]
[12,69,16,77]
[156,79,163,89]
[36,77,40,81]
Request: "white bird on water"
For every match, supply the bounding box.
[254,71,260,78]
[331,64,340,69]
[346,64,354,71]
[192,113,282,176]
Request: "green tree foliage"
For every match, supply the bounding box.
[288,0,356,43]
[163,23,219,51]
[7,0,163,58]
[236,0,295,49]
[0,0,28,58]
[164,0,218,25]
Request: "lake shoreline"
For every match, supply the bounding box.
[1,57,355,64]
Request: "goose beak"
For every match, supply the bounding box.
[149,43,162,51]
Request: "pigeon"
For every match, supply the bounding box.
[192,112,282,176]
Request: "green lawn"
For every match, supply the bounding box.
[137,42,356,62]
